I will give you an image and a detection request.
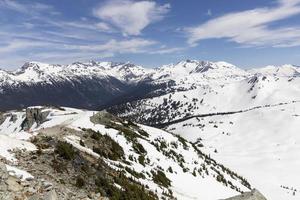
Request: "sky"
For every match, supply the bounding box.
[1,0,300,69]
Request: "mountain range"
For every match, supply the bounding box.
[1,60,299,111]
[0,60,299,199]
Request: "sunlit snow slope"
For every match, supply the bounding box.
[0,106,252,200]
[110,60,300,200]
[168,101,300,200]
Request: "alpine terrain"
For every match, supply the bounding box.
[0,106,251,199]
[0,60,299,200]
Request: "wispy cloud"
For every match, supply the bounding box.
[0,31,158,68]
[0,0,179,69]
[0,39,51,54]
[0,0,58,15]
[65,38,156,53]
[93,0,170,36]
[186,0,300,47]
[150,47,184,55]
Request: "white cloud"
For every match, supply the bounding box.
[0,36,157,68]
[93,0,170,36]
[150,47,184,55]
[96,22,114,32]
[0,39,52,54]
[186,0,300,47]
[0,0,27,13]
[66,38,156,54]
[0,0,173,69]
[0,0,57,15]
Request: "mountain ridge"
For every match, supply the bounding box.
[1,60,299,83]
[0,106,252,200]
[1,59,299,199]
[1,59,299,111]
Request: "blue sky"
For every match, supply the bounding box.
[1,0,300,69]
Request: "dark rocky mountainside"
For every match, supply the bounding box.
[0,76,146,111]
[0,61,157,111]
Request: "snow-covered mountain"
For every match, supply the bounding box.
[151,60,248,85]
[249,64,300,77]
[0,61,158,111]
[0,106,251,200]
[167,101,300,200]
[0,59,299,199]
[109,61,300,125]
[3,59,298,112]
[107,60,300,200]
[0,61,152,85]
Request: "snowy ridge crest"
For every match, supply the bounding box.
[1,60,298,86]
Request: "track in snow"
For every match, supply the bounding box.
[154,100,300,128]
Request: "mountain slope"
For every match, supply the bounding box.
[107,61,300,200]
[0,61,158,111]
[0,60,298,199]
[109,65,300,126]
[167,101,300,200]
[2,60,298,112]
[0,106,252,200]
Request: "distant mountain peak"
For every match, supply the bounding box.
[249,64,300,77]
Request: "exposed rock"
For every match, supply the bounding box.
[0,162,9,191]
[43,181,53,191]
[6,176,23,192]
[0,160,51,199]
[9,114,18,122]
[0,113,7,125]
[224,189,267,200]
[21,107,49,130]
[44,190,58,200]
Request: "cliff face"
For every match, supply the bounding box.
[224,189,267,200]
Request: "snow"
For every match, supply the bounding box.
[6,165,34,181]
[122,71,300,126]
[249,64,300,77]
[0,106,251,199]
[110,60,300,200]
[0,135,36,162]
[64,135,100,158]
[168,102,300,200]
[1,59,299,199]
[0,60,153,86]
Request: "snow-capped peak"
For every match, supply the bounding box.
[0,61,153,86]
[0,60,298,88]
[151,60,248,84]
[249,64,300,77]
[157,60,242,74]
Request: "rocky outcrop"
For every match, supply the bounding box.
[21,107,49,130]
[0,113,5,125]
[224,189,267,200]
[0,161,58,200]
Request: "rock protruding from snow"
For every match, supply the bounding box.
[21,107,49,130]
[224,189,267,200]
